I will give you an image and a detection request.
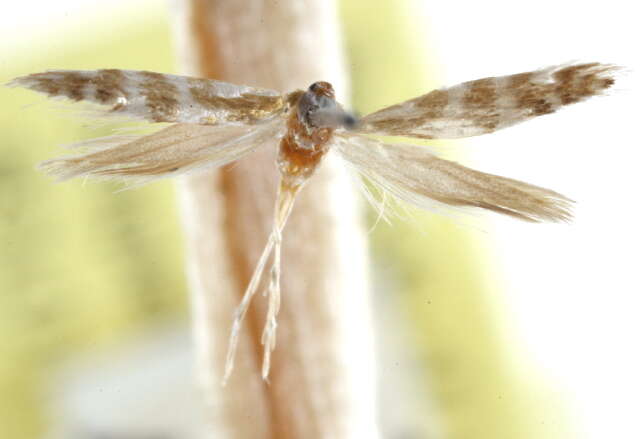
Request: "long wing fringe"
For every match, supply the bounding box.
[38,120,284,187]
[335,133,572,223]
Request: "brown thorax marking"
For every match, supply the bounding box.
[277,83,336,184]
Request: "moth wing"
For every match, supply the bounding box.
[40,118,285,186]
[334,132,572,223]
[356,63,618,139]
[8,69,285,126]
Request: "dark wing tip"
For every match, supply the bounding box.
[5,71,90,101]
[551,63,623,102]
[5,74,38,89]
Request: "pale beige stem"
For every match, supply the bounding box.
[170,0,377,438]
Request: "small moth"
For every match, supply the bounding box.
[7,63,618,382]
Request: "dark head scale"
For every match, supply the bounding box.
[308,81,335,98]
[298,82,358,129]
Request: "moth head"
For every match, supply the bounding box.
[298,81,358,130]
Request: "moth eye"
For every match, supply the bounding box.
[309,82,320,92]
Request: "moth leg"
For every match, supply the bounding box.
[223,179,301,384]
[261,224,282,380]
[259,181,300,380]
[223,233,275,385]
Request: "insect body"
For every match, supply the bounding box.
[279,82,343,181]
[226,81,354,383]
[8,62,618,381]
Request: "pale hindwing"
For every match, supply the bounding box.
[39,118,285,185]
[8,70,285,125]
[356,63,618,139]
[334,133,572,223]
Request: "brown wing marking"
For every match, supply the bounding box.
[8,69,285,125]
[357,63,618,139]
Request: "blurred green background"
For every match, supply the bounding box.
[0,1,567,438]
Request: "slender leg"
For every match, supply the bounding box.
[260,182,299,380]
[223,233,275,385]
[223,180,302,384]
[261,223,282,380]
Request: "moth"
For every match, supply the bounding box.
[8,63,618,382]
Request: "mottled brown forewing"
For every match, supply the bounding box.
[358,63,617,139]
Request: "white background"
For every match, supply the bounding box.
[417,1,639,438]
